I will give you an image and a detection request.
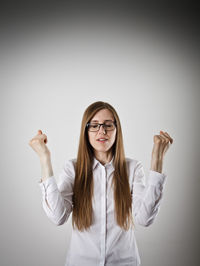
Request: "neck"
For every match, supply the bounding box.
[94,151,113,165]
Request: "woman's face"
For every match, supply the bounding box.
[87,108,117,155]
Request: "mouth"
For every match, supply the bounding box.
[96,138,108,143]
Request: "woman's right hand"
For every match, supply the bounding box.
[29,130,50,159]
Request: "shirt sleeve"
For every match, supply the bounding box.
[38,159,75,226]
[132,160,167,227]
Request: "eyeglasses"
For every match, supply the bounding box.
[86,121,116,132]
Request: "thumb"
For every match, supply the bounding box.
[38,129,42,134]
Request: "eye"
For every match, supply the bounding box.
[105,122,113,127]
[90,124,98,128]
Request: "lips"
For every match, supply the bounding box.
[96,138,108,143]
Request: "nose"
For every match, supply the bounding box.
[98,124,106,134]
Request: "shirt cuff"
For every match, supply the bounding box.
[148,170,167,186]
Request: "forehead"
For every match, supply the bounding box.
[91,109,114,122]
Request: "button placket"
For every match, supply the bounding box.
[100,166,106,266]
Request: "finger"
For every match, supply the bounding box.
[159,133,171,145]
[38,129,42,134]
[158,135,171,156]
[160,135,170,143]
[160,131,173,143]
[153,135,168,148]
[163,131,173,143]
[153,135,163,144]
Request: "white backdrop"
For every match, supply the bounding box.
[0,9,199,266]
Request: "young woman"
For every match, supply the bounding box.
[29,101,173,266]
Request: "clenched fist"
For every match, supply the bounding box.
[29,130,50,158]
[152,130,173,160]
[150,130,174,173]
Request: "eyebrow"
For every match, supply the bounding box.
[90,119,114,122]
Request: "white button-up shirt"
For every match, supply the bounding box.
[38,156,167,266]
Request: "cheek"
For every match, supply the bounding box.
[110,133,116,143]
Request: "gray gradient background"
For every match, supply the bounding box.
[0,2,200,266]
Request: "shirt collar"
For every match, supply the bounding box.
[92,156,115,171]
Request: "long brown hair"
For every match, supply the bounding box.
[72,101,134,231]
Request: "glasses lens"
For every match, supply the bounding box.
[88,122,116,131]
[104,122,115,130]
[88,123,99,131]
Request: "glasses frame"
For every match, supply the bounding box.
[86,121,117,132]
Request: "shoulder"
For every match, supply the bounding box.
[125,157,145,186]
[63,158,77,166]
[125,157,142,169]
[61,158,77,178]
[125,157,144,178]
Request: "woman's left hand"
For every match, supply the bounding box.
[150,131,173,173]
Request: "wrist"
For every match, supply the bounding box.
[39,155,53,180]
[39,153,51,163]
[150,158,163,173]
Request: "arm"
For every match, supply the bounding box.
[39,156,54,211]
[29,130,73,225]
[132,130,173,226]
[38,159,75,226]
[40,155,54,183]
[132,161,167,227]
